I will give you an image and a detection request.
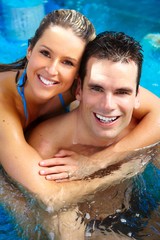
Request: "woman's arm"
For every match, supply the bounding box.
[36,87,160,180]
[1,119,150,212]
[0,107,129,211]
[113,87,160,150]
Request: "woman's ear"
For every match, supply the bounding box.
[75,77,82,101]
[26,46,32,61]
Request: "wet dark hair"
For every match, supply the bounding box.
[0,9,95,72]
[79,31,143,94]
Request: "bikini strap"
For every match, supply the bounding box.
[58,93,70,113]
[16,69,28,120]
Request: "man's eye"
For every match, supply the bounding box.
[116,90,130,95]
[91,86,103,92]
[40,50,50,58]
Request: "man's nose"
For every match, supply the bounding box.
[102,93,116,110]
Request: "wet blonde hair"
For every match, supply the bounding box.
[35,9,96,44]
[0,9,95,71]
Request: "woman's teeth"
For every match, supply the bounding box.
[39,76,57,86]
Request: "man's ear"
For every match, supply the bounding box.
[75,77,82,101]
[134,87,140,109]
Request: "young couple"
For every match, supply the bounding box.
[0,9,160,239]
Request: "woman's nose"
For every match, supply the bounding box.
[46,60,59,75]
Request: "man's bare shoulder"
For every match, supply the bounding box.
[28,110,76,157]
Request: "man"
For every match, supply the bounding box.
[1,31,159,239]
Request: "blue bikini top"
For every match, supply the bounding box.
[16,70,69,121]
[58,93,70,113]
[16,69,28,121]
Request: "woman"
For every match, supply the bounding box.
[0,9,159,183]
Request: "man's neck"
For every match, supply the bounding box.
[72,108,118,148]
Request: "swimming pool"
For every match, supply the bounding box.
[0,0,160,239]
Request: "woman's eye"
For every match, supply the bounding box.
[40,50,50,58]
[63,60,74,66]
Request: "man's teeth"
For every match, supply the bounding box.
[39,76,57,86]
[96,114,118,123]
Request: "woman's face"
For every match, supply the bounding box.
[26,25,86,101]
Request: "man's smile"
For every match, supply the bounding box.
[94,113,119,124]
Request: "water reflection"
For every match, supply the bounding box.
[0,142,160,239]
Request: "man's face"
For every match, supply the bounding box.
[76,57,140,143]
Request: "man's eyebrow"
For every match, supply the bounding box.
[88,83,104,88]
[116,87,133,93]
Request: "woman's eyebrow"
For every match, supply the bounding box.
[41,45,78,63]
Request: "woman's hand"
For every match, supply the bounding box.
[39,150,91,182]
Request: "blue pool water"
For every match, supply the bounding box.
[0,0,160,239]
[0,205,22,240]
